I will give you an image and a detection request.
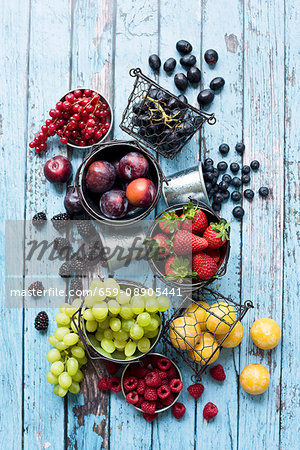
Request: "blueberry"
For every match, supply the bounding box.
[219,143,230,155]
[214,192,224,204]
[149,54,161,71]
[222,174,232,184]
[242,165,250,174]
[187,67,201,83]
[212,202,221,212]
[222,190,230,201]
[204,49,218,65]
[210,77,225,90]
[204,158,214,166]
[163,57,176,73]
[205,182,212,192]
[235,143,245,154]
[176,40,193,54]
[259,187,269,197]
[244,189,254,200]
[205,166,214,173]
[250,160,260,170]
[211,177,217,186]
[197,89,214,106]
[219,181,229,191]
[232,206,244,219]
[180,54,196,67]
[231,191,241,201]
[204,172,214,182]
[232,176,242,187]
[178,94,188,104]
[217,161,228,172]
[210,186,219,196]
[241,175,250,184]
[174,73,188,91]
[230,162,240,173]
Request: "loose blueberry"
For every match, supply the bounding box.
[174,73,188,91]
[205,182,212,192]
[204,158,214,166]
[212,202,221,212]
[187,67,201,83]
[232,206,244,219]
[204,49,218,65]
[213,169,219,178]
[242,165,250,174]
[180,54,196,67]
[163,57,176,73]
[230,162,240,173]
[149,54,161,71]
[241,175,250,184]
[205,166,214,173]
[205,172,214,182]
[219,143,230,155]
[223,190,230,201]
[197,89,214,106]
[259,187,269,197]
[232,176,242,187]
[210,186,219,196]
[250,160,260,170]
[219,181,228,191]
[178,94,188,104]
[235,143,245,154]
[214,192,224,203]
[211,177,217,186]
[244,189,254,200]
[217,161,228,172]
[222,174,232,184]
[210,77,225,90]
[231,191,241,202]
[176,40,193,54]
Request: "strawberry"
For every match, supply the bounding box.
[165,256,197,281]
[144,233,171,258]
[173,230,208,255]
[181,202,209,235]
[203,221,230,249]
[157,210,180,234]
[205,248,220,263]
[192,252,218,280]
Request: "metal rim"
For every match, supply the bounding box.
[120,352,183,413]
[59,87,113,149]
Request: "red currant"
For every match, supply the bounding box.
[71,130,79,138]
[38,132,47,142]
[101,128,108,135]
[34,136,41,144]
[86,127,94,135]
[102,103,108,110]
[41,125,48,133]
[62,112,71,119]
[56,119,65,127]
[56,101,64,111]
[78,121,85,129]
[102,110,109,117]
[63,101,72,111]
[104,122,110,129]
[71,113,80,121]
[39,143,47,151]
[60,137,68,144]
[57,129,63,136]
[89,138,96,144]
[35,146,42,153]
[48,124,56,133]
[49,109,57,118]
[72,104,80,113]
[84,89,92,97]
[29,141,36,148]
[87,119,95,127]
[81,109,88,118]
[79,140,86,146]
[64,130,71,137]
[65,93,75,103]
[69,120,77,129]
[86,104,94,113]
[74,89,82,98]
[91,95,100,105]
[73,139,80,145]
[81,99,89,107]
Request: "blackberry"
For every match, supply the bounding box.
[232,206,245,219]
[76,220,97,240]
[28,281,44,297]
[241,175,250,184]
[54,237,72,255]
[222,174,232,184]
[32,212,47,227]
[71,256,88,275]
[35,311,48,331]
[59,262,73,278]
[231,191,241,202]
[219,144,230,155]
[244,189,254,200]
[235,143,245,154]
[230,162,240,173]
[232,176,242,187]
[242,165,250,174]
[51,213,71,232]
[217,161,228,172]
[86,239,104,266]
[70,278,83,295]
[259,187,269,197]
[250,160,260,171]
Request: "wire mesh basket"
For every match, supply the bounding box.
[119,68,216,160]
[162,288,253,380]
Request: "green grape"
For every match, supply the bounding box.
[46,372,58,385]
[111,350,126,360]
[137,312,151,327]
[47,348,61,363]
[144,328,159,339]
[131,296,145,315]
[113,329,129,341]
[137,337,151,353]
[69,381,80,394]
[85,320,98,333]
[157,296,170,312]
[101,338,115,354]
[67,357,79,376]
[60,303,70,313]
[144,289,157,300]
[85,294,99,308]
[109,317,121,332]
[89,279,105,291]
[119,305,134,320]
[77,340,85,349]
[94,347,111,358]
[63,333,79,346]
[58,372,72,390]
[95,329,104,342]
[71,346,85,359]
[54,327,70,341]
[152,313,161,326]
[48,335,59,347]
[130,323,144,340]
[104,278,120,297]
[124,340,137,357]
[121,318,135,333]
[83,308,95,321]
[97,316,110,329]
[55,341,69,351]
[55,312,71,326]
[92,302,108,321]
[72,369,83,382]
[71,319,80,334]
[114,339,127,350]
[72,298,82,308]
[104,328,114,340]
[65,304,78,318]
[50,361,64,376]
[108,299,121,315]
[58,386,68,397]
[53,384,60,396]
[145,298,159,313]
[144,317,159,332]
[116,290,131,305]
[77,356,88,366]
[89,280,106,302]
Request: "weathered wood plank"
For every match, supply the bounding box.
[238,1,285,449]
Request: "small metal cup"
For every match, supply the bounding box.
[163,162,210,207]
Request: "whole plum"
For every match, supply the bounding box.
[85,160,116,194]
[119,152,149,180]
[100,189,129,219]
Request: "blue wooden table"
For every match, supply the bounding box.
[1,0,299,449]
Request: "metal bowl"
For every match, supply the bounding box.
[60,88,113,150]
[121,352,183,413]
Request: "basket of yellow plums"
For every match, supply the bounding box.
[162,288,253,378]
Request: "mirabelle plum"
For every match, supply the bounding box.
[250,318,281,350]
[240,364,270,395]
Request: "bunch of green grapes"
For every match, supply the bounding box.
[46,299,88,397]
[83,278,170,361]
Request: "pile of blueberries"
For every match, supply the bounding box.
[203,143,269,219]
[149,40,224,107]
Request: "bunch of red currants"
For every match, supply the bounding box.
[29,89,111,153]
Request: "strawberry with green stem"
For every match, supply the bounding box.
[165,256,197,282]
[203,221,230,249]
[180,202,209,235]
[157,210,180,235]
[144,233,172,259]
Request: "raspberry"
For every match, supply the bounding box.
[105,361,120,375]
[210,364,226,382]
[137,379,146,395]
[145,371,162,388]
[157,357,172,371]
[131,364,148,379]
[97,376,110,390]
[172,402,186,420]
[156,400,164,410]
[169,378,183,393]
[154,368,168,380]
[167,365,178,379]
[126,391,139,405]
[136,395,144,408]
[151,355,160,368]
[141,400,156,415]
[161,393,174,406]
[143,413,157,422]
[123,375,138,392]
[187,383,204,399]
[157,385,171,400]
[109,377,121,393]
[144,387,157,401]
[203,402,218,420]
[161,379,169,386]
